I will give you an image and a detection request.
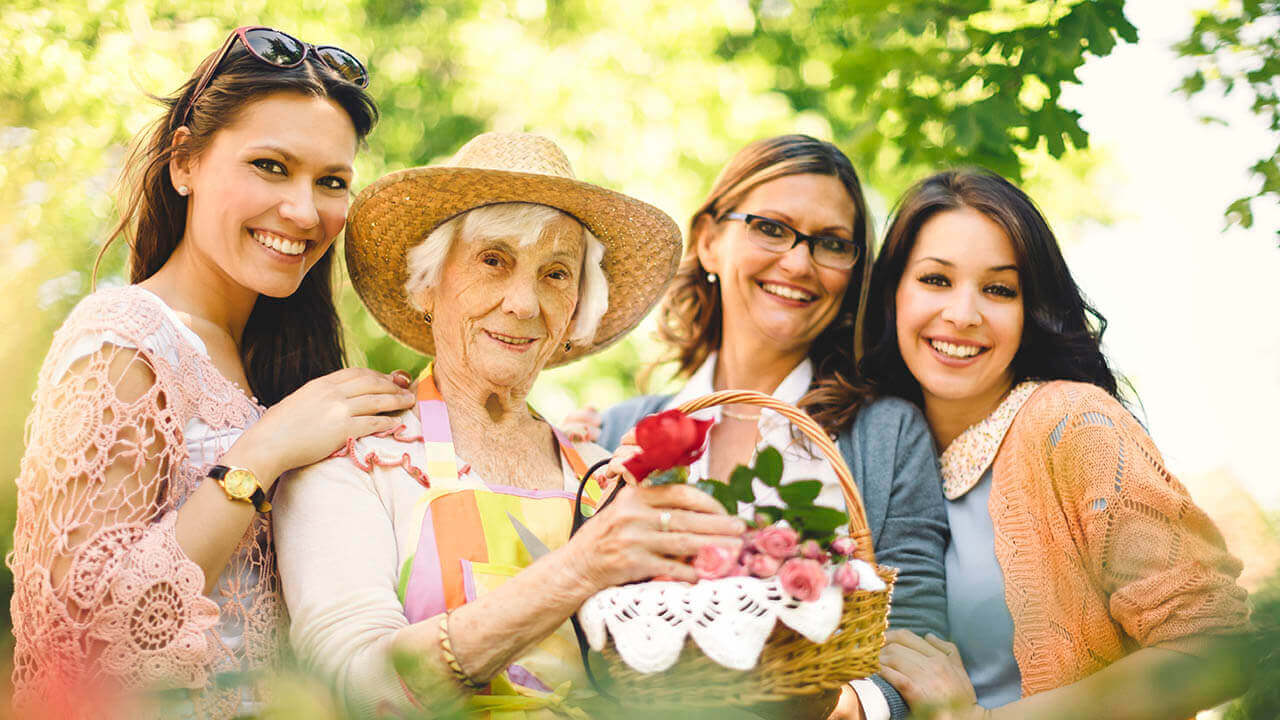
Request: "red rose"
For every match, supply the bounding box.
[753,525,799,560]
[778,558,829,601]
[622,409,714,482]
[693,543,738,580]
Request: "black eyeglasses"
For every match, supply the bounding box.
[719,212,862,270]
[179,26,369,127]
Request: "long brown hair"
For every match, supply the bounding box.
[98,33,378,405]
[654,135,875,435]
[861,168,1120,407]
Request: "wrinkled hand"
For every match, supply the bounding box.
[228,367,416,484]
[880,629,983,719]
[561,406,602,443]
[566,482,746,591]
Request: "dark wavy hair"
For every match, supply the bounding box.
[860,168,1120,407]
[97,32,378,405]
[652,134,874,436]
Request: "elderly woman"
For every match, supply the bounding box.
[272,133,748,717]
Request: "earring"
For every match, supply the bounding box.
[707,272,718,284]
[177,185,190,196]
[423,311,432,325]
[564,340,572,352]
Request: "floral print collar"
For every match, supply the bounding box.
[939,381,1043,500]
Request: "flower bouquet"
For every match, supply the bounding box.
[572,390,897,708]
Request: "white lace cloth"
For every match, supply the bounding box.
[579,559,885,673]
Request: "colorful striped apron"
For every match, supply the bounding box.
[397,367,603,718]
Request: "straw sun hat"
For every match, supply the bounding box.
[345,132,683,365]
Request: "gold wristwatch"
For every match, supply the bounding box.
[208,465,271,513]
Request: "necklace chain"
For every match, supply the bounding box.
[721,407,762,422]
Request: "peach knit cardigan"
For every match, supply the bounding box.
[984,381,1249,696]
[8,287,285,718]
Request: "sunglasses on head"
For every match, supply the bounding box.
[179,26,369,127]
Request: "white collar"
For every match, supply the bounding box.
[669,352,814,421]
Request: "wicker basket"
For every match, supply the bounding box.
[590,390,897,707]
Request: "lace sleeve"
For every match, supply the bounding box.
[11,338,220,704]
[1048,386,1249,654]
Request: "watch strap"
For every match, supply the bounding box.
[249,486,272,513]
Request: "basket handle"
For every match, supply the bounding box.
[675,390,876,566]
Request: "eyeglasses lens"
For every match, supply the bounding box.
[745,217,857,270]
[316,47,369,87]
[813,237,858,269]
[244,29,306,66]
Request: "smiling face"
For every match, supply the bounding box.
[425,212,586,392]
[171,91,357,298]
[895,206,1025,415]
[699,173,857,356]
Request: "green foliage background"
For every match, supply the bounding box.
[1176,0,1280,238]
[0,0,1144,677]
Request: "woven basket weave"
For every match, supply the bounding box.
[594,390,896,707]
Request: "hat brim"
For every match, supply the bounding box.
[345,165,683,366]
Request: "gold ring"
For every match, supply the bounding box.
[658,510,672,532]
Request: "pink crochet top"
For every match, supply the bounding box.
[9,286,285,718]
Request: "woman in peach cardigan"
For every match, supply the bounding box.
[860,169,1250,720]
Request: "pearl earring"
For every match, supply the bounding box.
[177,185,190,196]
[707,272,718,284]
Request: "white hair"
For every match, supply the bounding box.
[404,202,609,345]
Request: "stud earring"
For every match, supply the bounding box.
[423,311,432,325]
[177,185,190,196]
[564,340,572,352]
[707,272,718,284]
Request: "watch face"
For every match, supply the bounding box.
[223,469,257,499]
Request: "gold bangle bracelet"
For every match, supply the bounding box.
[438,612,486,690]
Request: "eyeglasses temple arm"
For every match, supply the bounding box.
[176,31,239,129]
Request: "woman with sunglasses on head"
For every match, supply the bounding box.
[9,27,413,718]
[862,169,1250,720]
[568,135,949,720]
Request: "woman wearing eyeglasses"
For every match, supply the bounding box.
[566,135,948,720]
[9,27,413,718]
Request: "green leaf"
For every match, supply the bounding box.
[697,480,739,515]
[785,506,849,536]
[754,505,785,524]
[778,480,823,507]
[729,465,756,502]
[647,466,689,486]
[754,447,783,487]
[1226,197,1255,229]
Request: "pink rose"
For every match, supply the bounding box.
[800,539,829,562]
[693,544,738,580]
[778,558,829,601]
[754,526,799,560]
[748,552,782,578]
[831,536,858,557]
[834,562,860,592]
